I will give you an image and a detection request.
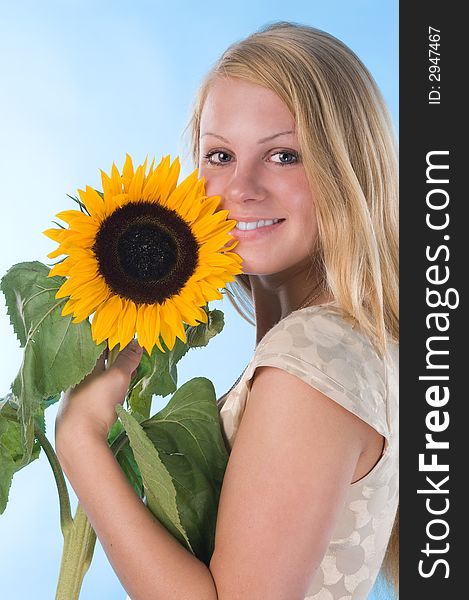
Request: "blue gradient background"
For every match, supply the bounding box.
[0,1,397,598]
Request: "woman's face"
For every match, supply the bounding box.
[198,77,319,276]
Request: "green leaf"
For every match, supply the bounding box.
[0,396,41,514]
[115,443,144,498]
[127,385,152,422]
[107,421,143,497]
[126,346,176,418]
[116,405,194,553]
[167,336,190,383]
[1,261,106,463]
[117,377,229,565]
[186,308,224,348]
[141,377,228,565]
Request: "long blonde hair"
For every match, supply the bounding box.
[185,21,399,593]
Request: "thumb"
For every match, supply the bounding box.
[111,339,144,377]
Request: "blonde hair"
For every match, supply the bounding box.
[185,21,399,594]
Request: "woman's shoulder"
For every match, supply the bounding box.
[255,301,398,364]
[247,302,398,441]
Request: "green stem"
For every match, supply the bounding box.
[34,425,72,534]
[4,397,128,599]
[110,429,129,456]
[55,503,97,600]
[107,344,121,368]
[32,424,96,599]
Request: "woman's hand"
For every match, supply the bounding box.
[55,339,144,452]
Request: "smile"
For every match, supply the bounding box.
[231,219,286,240]
[235,218,283,231]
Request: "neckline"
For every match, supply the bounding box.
[290,300,339,317]
[295,300,338,309]
[254,301,340,349]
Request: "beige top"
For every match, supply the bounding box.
[217,303,399,600]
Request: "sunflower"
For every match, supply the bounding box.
[43,154,243,354]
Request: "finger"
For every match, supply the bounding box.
[111,339,143,377]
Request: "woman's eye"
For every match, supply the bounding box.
[270,151,298,166]
[203,151,232,166]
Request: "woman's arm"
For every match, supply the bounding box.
[56,344,382,600]
[56,433,218,599]
[209,365,383,599]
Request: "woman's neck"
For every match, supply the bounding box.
[249,271,333,346]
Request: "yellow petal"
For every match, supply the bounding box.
[198,279,223,302]
[91,294,123,345]
[43,228,69,243]
[56,274,106,300]
[55,210,90,225]
[101,168,122,199]
[117,299,137,349]
[205,252,239,268]
[69,288,109,321]
[55,277,81,299]
[122,154,134,192]
[184,181,208,224]
[166,300,187,343]
[135,304,149,352]
[56,231,95,251]
[141,166,164,201]
[195,220,236,245]
[144,303,164,353]
[186,278,207,305]
[166,169,198,212]
[147,157,156,177]
[171,293,202,326]
[49,257,75,278]
[68,259,99,278]
[192,213,233,240]
[176,179,203,222]
[127,160,147,201]
[193,264,215,280]
[159,302,176,351]
[205,274,228,288]
[199,232,234,254]
[47,243,70,259]
[61,297,81,317]
[158,157,181,206]
[196,195,221,220]
[78,186,106,221]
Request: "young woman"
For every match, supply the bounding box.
[55,22,399,600]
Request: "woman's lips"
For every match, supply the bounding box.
[230,219,286,240]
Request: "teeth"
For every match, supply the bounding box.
[236,218,281,231]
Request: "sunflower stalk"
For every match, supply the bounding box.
[31,423,95,600]
[55,503,97,600]
[33,425,72,534]
[107,344,121,368]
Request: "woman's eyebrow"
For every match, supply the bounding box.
[200,130,295,144]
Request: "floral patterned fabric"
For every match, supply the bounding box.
[217,303,399,599]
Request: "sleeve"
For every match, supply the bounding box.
[243,309,391,441]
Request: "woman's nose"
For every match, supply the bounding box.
[222,163,267,207]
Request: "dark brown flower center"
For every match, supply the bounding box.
[117,223,177,281]
[93,201,199,304]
